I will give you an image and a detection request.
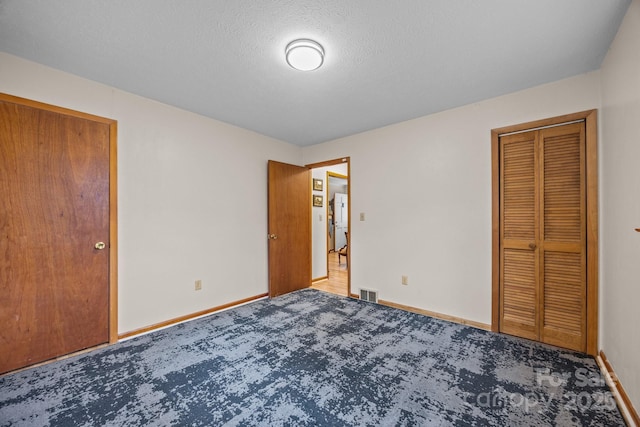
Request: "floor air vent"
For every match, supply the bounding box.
[359,288,378,303]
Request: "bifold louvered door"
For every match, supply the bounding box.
[499,122,586,352]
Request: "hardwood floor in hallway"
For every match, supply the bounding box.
[311,251,349,297]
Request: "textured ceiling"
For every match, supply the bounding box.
[0,0,631,146]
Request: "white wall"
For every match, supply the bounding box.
[0,53,302,333]
[600,0,640,411]
[311,163,348,279]
[303,71,601,325]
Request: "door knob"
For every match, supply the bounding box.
[94,242,106,250]
[268,234,278,240]
[528,243,537,250]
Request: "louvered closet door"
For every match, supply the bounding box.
[500,131,539,341]
[539,123,586,351]
[499,122,587,352]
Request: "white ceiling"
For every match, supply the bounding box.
[0,1,630,146]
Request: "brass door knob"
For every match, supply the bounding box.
[528,243,537,250]
[268,234,278,240]
[94,242,106,250]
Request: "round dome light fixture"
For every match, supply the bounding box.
[285,39,324,71]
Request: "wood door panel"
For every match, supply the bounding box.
[543,252,584,331]
[501,248,537,339]
[542,251,585,350]
[267,161,311,297]
[501,134,536,241]
[0,101,110,373]
[542,126,584,243]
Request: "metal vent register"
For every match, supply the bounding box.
[359,289,378,303]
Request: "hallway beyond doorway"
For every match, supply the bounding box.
[310,252,348,296]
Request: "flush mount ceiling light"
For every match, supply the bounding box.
[285,39,324,71]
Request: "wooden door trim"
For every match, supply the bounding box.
[0,93,118,344]
[584,110,598,356]
[305,157,350,170]
[108,121,118,344]
[491,110,598,355]
[306,158,351,297]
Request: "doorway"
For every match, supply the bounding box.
[308,158,351,298]
[266,157,351,299]
[491,110,598,355]
[328,172,349,254]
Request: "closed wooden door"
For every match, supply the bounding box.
[267,160,311,297]
[0,97,113,373]
[499,122,587,352]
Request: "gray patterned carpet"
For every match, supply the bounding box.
[0,289,625,426]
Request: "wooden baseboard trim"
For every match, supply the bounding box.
[349,293,359,299]
[597,350,640,426]
[312,276,329,283]
[118,293,269,340]
[376,299,491,331]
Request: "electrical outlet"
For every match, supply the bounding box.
[195,280,202,291]
[402,275,409,286]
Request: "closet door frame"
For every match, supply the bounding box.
[491,110,598,355]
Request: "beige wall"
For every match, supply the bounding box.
[0,52,302,333]
[303,71,601,325]
[600,0,640,411]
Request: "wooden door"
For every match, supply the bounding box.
[267,160,311,297]
[498,122,587,352]
[0,97,113,374]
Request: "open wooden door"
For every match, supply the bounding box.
[267,160,311,297]
[0,94,116,374]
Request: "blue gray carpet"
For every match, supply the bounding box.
[0,289,625,426]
